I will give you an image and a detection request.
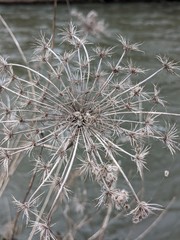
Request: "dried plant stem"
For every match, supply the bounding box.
[0,15,27,65]
[47,131,80,220]
[0,144,24,197]
[88,203,112,240]
[66,0,71,16]
[104,110,180,117]
[115,68,164,99]
[110,154,140,203]
[0,15,33,85]
[11,167,38,239]
[8,63,59,92]
[28,131,79,240]
[52,0,57,49]
[26,163,63,240]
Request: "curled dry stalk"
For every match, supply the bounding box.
[0,19,180,240]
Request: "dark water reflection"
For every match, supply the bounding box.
[0,2,180,240]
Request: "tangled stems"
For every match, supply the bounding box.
[0,22,180,239]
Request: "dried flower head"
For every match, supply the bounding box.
[0,20,179,239]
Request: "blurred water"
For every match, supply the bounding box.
[0,2,180,240]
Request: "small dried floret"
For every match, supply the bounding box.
[80,160,118,187]
[111,189,129,210]
[117,35,143,52]
[96,188,129,210]
[151,84,166,106]
[160,123,179,155]
[126,60,146,75]
[0,149,12,174]
[129,201,163,223]
[12,195,41,225]
[47,176,71,201]
[132,145,150,178]
[156,55,180,75]
[1,124,14,145]
[79,159,96,180]
[34,157,52,181]
[122,100,138,112]
[0,56,13,76]
[107,62,125,74]
[125,126,141,146]
[32,32,53,62]
[61,50,75,63]
[143,113,159,135]
[130,86,143,97]
[31,219,56,240]
[60,22,78,42]
[93,46,114,58]
[99,163,118,187]
[0,76,12,91]
[60,22,85,47]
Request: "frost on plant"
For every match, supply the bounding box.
[0,21,180,239]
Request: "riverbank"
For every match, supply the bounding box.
[0,0,178,4]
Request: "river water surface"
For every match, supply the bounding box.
[0,2,180,240]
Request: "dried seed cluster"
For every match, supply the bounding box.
[0,21,179,239]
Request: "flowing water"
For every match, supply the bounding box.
[0,2,180,240]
